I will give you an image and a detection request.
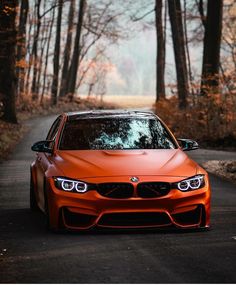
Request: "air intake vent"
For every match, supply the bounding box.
[98,212,171,227]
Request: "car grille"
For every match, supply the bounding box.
[97,183,134,198]
[98,212,171,227]
[137,182,170,198]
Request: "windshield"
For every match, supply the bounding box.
[59,117,177,150]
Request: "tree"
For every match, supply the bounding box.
[16,0,29,98]
[41,5,56,103]
[31,0,42,101]
[222,2,236,71]
[200,0,223,95]
[51,0,63,105]
[183,0,194,96]
[0,0,18,123]
[128,1,166,102]
[168,0,189,109]
[59,0,75,98]
[219,1,236,93]
[66,0,86,100]
[36,2,49,103]
[155,0,166,101]
[63,0,123,101]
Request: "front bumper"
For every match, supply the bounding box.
[46,176,211,231]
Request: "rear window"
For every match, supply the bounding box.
[59,117,177,150]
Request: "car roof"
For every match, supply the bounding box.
[65,109,157,121]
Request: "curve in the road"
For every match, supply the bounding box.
[0,115,236,283]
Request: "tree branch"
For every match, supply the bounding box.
[130,8,155,22]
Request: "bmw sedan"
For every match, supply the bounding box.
[30,110,210,231]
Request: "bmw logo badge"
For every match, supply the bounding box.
[130,177,139,183]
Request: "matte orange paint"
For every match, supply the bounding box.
[31,112,211,231]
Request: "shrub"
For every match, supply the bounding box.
[154,94,236,148]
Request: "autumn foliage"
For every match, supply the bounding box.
[155,93,236,148]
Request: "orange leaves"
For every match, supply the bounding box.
[154,94,236,146]
[16,59,28,68]
[2,5,15,16]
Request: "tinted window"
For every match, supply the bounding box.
[59,117,176,150]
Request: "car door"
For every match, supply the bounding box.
[35,116,62,210]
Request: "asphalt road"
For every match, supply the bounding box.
[0,115,236,283]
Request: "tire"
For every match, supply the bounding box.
[30,173,39,211]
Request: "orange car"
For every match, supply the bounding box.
[30,110,210,231]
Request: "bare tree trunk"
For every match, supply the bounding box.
[16,0,29,99]
[35,0,47,98]
[36,27,47,98]
[155,0,166,102]
[183,0,194,96]
[88,82,95,97]
[196,0,206,28]
[24,11,33,96]
[168,0,189,109]
[41,7,56,104]
[51,0,63,106]
[200,0,223,95]
[66,0,86,101]
[59,0,75,98]
[0,0,18,123]
[31,0,42,101]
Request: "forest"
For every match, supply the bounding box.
[0,0,235,156]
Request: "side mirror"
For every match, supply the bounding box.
[178,139,199,151]
[31,140,53,154]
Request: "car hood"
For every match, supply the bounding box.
[52,149,197,179]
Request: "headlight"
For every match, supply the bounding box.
[173,175,205,191]
[54,177,88,193]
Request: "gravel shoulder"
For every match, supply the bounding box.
[187,149,236,184]
[202,160,236,184]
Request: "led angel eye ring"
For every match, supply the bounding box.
[178,180,190,191]
[61,180,74,191]
[75,182,88,193]
[189,178,201,189]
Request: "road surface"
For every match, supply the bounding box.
[0,115,236,283]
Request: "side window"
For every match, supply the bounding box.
[46,117,62,141]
